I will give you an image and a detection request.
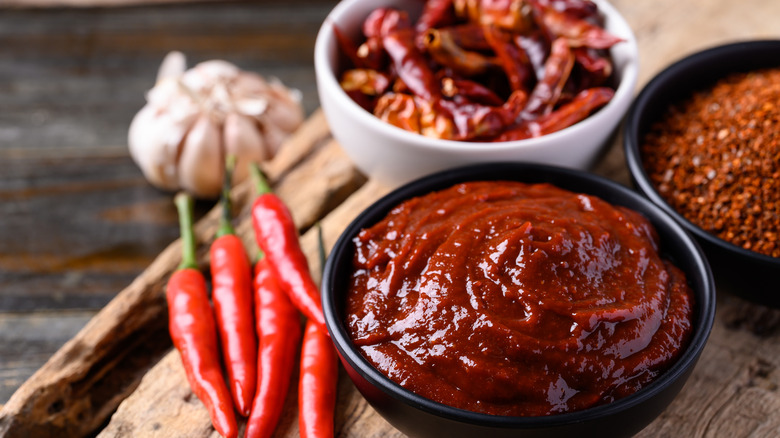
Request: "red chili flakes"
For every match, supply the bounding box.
[641,67,780,258]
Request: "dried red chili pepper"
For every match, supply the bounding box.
[541,0,599,19]
[209,158,257,417]
[497,86,612,141]
[337,0,622,141]
[364,7,411,38]
[423,27,498,77]
[167,192,238,438]
[572,46,612,87]
[455,0,530,32]
[483,24,534,92]
[535,86,614,134]
[416,0,456,35]
[340,69,392,112]
[298,319,339,438]
[441,77,504,106]
[532,1,622,49]
[333,25,368,70]
[374,92,424,134]
[340,69,392,97]
[249,163,327,333]
[357,8,413,73]
[383,28,442,101]
[433,23,492,51]
[244,254,302,438]
[524,37,574,115]
[440,89,527,140]
[514,31,549,81]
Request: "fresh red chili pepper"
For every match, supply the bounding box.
[245,255,302,438]
[209,158,257,417]
[298,320,339,438]
[249,164,327,334]
[167,192,238,438]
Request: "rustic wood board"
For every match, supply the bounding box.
[1,0,780,436]
[2,113,779,438]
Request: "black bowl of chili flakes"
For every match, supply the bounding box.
[624,40,780,308]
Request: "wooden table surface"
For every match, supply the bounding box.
[1,0,779,436]
[0,0,335,404]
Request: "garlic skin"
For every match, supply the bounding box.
[128,51,304,198]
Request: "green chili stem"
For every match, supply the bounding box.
[216,155,237,238]
[249,162,272,196]
[174,192,198,271]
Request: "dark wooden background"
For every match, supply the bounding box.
[0,0,335,405]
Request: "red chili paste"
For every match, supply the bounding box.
[346,181,694,416]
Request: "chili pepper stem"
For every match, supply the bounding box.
[174,192,198,271]
[216,155,238,238]
[250,162,272,196]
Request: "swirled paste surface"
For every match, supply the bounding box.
[346,181,694,416]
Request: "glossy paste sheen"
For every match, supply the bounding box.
[345,181,694,416]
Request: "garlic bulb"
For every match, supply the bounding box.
[128,51,304,198]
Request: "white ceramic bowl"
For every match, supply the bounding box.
[315,0,639,187]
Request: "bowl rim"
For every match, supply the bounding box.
[623,39,780,267]
[313,0,640,153]
[322,162,716,428]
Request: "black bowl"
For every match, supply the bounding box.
[623,40,780,308]
[322,162,716,438]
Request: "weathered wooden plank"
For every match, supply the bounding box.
[1,0,216,7]
[4,0,780,437]
[0,112,364,438]
[0,0,336,7]
[95,351,226,438]
[0,311,97,405]
[0,0,338,332]
[635,297,780,437]
[0,2,333,153]
[0,153,190,311]
[97,178,394,437]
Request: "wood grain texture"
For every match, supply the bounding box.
[1,0,216,7]
[1,0,780,437]
[0,113,355,438]
[0,0,336,312]
[0,0,335,403]
[96,179,395,438]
